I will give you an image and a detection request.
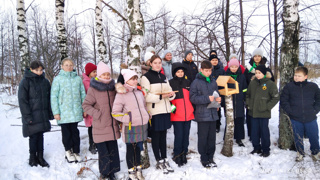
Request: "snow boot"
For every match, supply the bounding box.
[156,159,169,174]
[164,158,174,173]
[260,151,270,157]
[128,168,138,180]
[236,139,245,147]
[37,151,49,167]
[173,155,183,167]
[250,149,262,154]
[65,150,76,163]
[29,152,38,167]
[296,152,304,162]
[312,152,320,161]
[89,143,97,154]
[74,153,82,163]
[209,159,217,168]
[181,152,188,165]
[136,165,145,180]
[201,161,211,168]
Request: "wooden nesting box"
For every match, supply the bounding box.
[216,76,239,96]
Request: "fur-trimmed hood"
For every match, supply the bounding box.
[90,78,115,91]
[115,83,137,93]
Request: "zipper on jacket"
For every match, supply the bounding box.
[159,73,169,113]
[301,84,305,122]
[107,90,116,140]
[182,88,187,121]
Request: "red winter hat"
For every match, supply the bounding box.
[85,63,97,76]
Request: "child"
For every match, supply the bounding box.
[182,50,198,84]
[209,55,225,133]
[82,62,97,154]
[18,61,52,167]
[112,69,150,180]
[225,59,247,146]
[169,62,194,167]
[246,65,279,157]
[51,58,86,163]
[162,49,173,80]
[190,60,221,168]
[280,67,320,161]
[82,61,120,179]
[141,55,176,174]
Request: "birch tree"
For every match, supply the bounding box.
[278,0,300,150]
[16,0,29,73]
[96,0,107,63]
[221,95,234,157]
[55,0,68,60]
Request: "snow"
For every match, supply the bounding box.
[1,82,320,180]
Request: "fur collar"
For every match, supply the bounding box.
[90,78,115,91]
[115,83,137,93]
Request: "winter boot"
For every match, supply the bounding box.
[74,153,82,163]
[312,152,320,161]
[209,159,217,168]
[89,143,97,154]
[173,155,183,167]
[156,159,169,174]
[164,158,174,173]
[65,150,76,163]
[136,165,145,180]
[37,151,50,167]
[29,152,38,167]
[296,152,304,162]
[181,152,188,165]
[128,168,138,180]
[236,139,245,147]
[201,161,211,168]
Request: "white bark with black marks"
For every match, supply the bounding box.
[221,95,234,157]
[96,0,107,63]
[55,0,68,60]
[16,0,29,72]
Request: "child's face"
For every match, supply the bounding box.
[200,68,212,77]
[255,70,264,79]
[30,67,43,76]
[164,53,172,61]
[230,65,239,73]
[210,58,219,66]
[175,69,184,78]
[253,55,262,65]
[294,72,307,82]
[89,70,97,78]
[99,72,111,80]
[150,58,162,72]
[61,60,74,72]
[186,53,193,61]
[126,76,138,87]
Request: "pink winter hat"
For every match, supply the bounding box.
[97,61,111,77]
[121,69,138,83]
[228,58,240,67]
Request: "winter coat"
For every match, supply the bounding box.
[244,57,275,85]
[225,68,247,118]
[18,68,52,137]
[141,64,150,75]
[190,73,219,122]
[162,60,173,80]
[210,63,225,80]
[246,72,279,118]
[51,69,85,125]
[280,80,320,123]
[141,69,176,116]
[82,78,120,143]
[169,63,194,122]
[112,83,150,143]
[181,59,198,84]
[82,73,93,127]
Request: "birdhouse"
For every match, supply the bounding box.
[216,76,239,96]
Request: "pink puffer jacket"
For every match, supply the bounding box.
[82,73,93,127]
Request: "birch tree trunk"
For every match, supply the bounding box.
[16,0,30,73]
[222,0,231,61]
[126,0,144,78]
[55,0,68,60]
[278,0,300,150]
[221,95,234,157]
[239,0,245,66]
[96,0,107,63]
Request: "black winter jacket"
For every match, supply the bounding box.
[18,69,52,137]
[190,73,219,122]
[182,59,198,84]
[280,80,320,123]
[210,63,225,80]
[225,68,247,118]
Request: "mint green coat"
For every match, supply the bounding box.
[51,70,86,125]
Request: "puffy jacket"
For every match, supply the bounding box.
[51,69,86,125]
[244,58,275,85]
[141,69,176,116]
[162,60,173,80]
[82,79,120,143]
[246,72,279,118]
[169,62,194,122]
[82,73,93,127]
[211,62,225,80]
[225,68,247,118]
[190,73,219,122]
[112,83,150,143]
[280,80,320,123]
[182,59,198,84]
[18,69,52,137]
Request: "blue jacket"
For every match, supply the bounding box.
[190,73,219,122]
[280,80,320,123]
[210,63,225,80]
[51,69,86,125]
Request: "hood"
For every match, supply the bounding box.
[251,71,272,81]
[115,83,136,93]
[249,56,268,66]
[24,68,45,79]
[90,78,115,91]
[171,62,186,77]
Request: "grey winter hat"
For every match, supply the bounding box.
[162,49,172,60]
[184,50,193,59]
[229,53,238,60]
[252,48,263,57]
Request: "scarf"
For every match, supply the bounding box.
[249,62,257,73]
[230,74,238,80]
[200,72,211,83]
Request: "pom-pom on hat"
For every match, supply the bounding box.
[85,63,97,76]
[97,61,111,77]
[255,65,267,75]
[228,58,240,67]
[121,69,138,83]
[253,48,263,57]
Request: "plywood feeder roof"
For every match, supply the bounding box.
[216,76,239,96]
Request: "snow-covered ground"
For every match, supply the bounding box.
[0,82,320,180]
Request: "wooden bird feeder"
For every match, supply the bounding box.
[216,76,239,96]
